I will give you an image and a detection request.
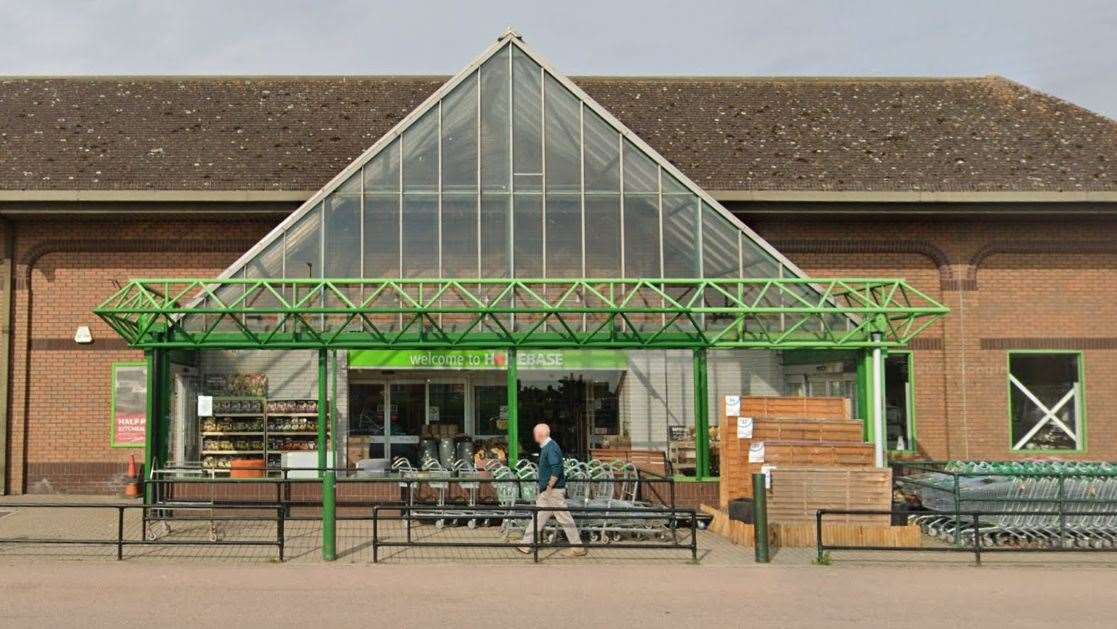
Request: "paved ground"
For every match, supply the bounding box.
[4,561,1117,628]
[5,495,1117,627]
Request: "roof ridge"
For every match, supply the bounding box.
[0,74,999,83]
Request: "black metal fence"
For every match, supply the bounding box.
[817,508,1117,566]
[0,502,285,561]
[371,503,698,563]
[146,466,679,517]
[0,468,690,562]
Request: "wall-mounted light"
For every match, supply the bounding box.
[74,326,93,344]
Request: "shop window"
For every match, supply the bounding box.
[782,355,859,419]
[516,371,622,461]
[885,353,915,451]
[1009,353,1083,451]
[473,384,508,437]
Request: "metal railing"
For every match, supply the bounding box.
[816,508,1117,566]
[0,502,285,561]
[146,465,678,516]
[371,503,698,563]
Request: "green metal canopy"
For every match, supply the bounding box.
[94,276,947,350]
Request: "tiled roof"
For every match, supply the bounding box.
[1,75,1113,193]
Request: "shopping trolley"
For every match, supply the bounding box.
[146,467,222,542]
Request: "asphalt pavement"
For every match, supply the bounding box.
[2,561,1115,628]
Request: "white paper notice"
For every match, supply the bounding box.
[737,416,754,439]
[725,395,741,417]
[760,464,775,489]
[748,441,766,463]
[197,395,213,417]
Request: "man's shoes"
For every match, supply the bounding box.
[564,547,588,558]
[516,546,532,555]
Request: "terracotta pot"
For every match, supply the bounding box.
[229,457,266,478]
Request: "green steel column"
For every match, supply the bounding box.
[317,348,328,474]
[752,473,770,563]
[693,348,710,479]
[506,349,519,466]
[157,349,172,469]
[322,470,336,561]
[331,350,339,466]
[317,348,335,560]
[143,350,157,505]
[858,350,874,443]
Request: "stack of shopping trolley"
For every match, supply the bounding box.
[391,453,677,543]
[899,461,1117,547]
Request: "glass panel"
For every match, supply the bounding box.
[388,383,425,465]
[584,109,619,193]
[473,384,508,436]
[516,370,622,461]
[701,203,740,278]
[622,140,657,193]
[364,138,400,193]
[585,195,621,277]
[363,192,400,278]
[545,193,582,277]
[348,383,386,437]
[480,194,511,278]
[243,239,283,331]
[885,354,913,450]
[363,140,401,278]
[513,193,543,277]
[623,194,660,278]
[1010,354,1080,450]
[584,109,621,277]
[324,174,361,278]
[622,142,660,278]
[402,195,438,277]
[741,235,781,278]
[661,172,699,277]
[544,75,580,194]
[428,382,466,434]
[442,193,478,278]
[511,45,542,192]
[402,107,438,193]
[246,237,284,280]
[441,74,477,194]
[284,206,321,279]
[480,45,510,193]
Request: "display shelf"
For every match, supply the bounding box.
[198,395,326,463]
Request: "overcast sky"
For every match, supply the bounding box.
[4,0,1116,118]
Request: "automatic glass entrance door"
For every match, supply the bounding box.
[387,382,425,465]
[349,374,469,467]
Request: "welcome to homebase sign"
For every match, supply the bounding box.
[347,349,628,371]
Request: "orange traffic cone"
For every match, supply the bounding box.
[124,454,141,498]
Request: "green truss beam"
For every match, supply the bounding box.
[93,277,948,350]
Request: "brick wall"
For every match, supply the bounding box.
[5,208,1117,493]
[5,216,277,494]
[740,210,1117,463]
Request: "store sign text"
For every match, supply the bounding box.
[348,349,626,371]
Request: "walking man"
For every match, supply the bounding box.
[518,423,587,557]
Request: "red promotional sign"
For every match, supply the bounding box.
[111,363,147,448]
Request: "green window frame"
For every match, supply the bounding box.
[1007,351,1086,453]
[110,361,147,448]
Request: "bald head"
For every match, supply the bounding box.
[532,423,551,445]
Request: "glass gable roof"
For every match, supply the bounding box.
[214,33,814,293]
